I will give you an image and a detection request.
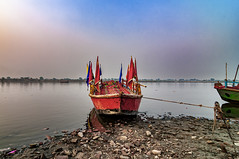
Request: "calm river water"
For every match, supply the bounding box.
[0,82,225,149]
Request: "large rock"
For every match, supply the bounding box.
[146,131,151,136]
[120,155,130,159]
[78,132,84,138]
[206,140,214,144]
[152,150,161,155]
[234,142,239,146]
[29,143,38,148]
[119,136,128,141]
[191,136,197,139]
[93,136,99,140]
[71,138,78,143]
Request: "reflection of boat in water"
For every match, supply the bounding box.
[221,103,239,119]
[87,108,138,132]
[87,108,107,132]
[86,57,144,115]
[214,64,239,103]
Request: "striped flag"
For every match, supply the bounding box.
[86,61,90,86]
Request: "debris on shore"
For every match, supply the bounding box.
[1,112,239,159]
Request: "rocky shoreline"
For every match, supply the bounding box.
[1,112,239,159]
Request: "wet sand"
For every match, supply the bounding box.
[1,112,239,159]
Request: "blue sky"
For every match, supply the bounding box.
[0,0,239,79]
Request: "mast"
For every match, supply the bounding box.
[233,64,239,87]
[225,63,228,88]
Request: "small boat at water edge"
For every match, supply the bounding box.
[60,79,69,83]
[215,83,239,103]
[86,57,144,115]
[214,63,239,104]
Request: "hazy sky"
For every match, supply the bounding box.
[0,0,239,80]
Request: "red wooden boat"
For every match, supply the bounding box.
[86,57,144,115]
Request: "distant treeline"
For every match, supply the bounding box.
[0,77,223,83]
[0,77,84,83]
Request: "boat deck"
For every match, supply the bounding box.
[94,81,131,95]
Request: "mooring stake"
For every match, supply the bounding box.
[213,101,237,158]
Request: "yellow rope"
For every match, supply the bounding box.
[143,96,214,109]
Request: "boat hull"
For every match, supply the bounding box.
[89,94,142,115]
[216,88,239,103]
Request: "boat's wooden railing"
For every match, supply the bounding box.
[224,63,239,88]
[121,79,127,88]
[90,84,95,94]
[134,83,141,95]
[121,79,146,95]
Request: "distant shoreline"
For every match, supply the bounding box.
[0,78,222,83]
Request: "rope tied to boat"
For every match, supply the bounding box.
[143,96,214,109]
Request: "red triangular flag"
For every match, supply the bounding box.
[128,57,134,90]
[95,56,100,92]
[134,58,138,81]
